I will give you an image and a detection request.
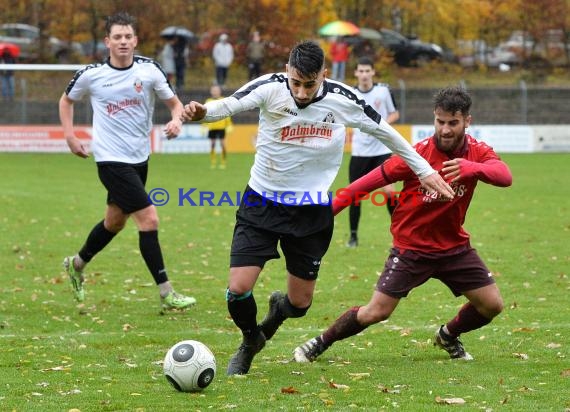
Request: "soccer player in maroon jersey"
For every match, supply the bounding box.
[294,86,512,362]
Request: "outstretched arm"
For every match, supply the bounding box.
[442,158,512,187]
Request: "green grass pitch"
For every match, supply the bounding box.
[0,152,568,411]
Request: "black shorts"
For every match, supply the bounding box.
[208,129,226,140]
[97,161,150,214]
[349,153,392,183]
[376,247,496,298]
[230,187,334,280]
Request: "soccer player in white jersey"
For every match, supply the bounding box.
[347,56,400,247]
[58,12,196,311]
[182,40,455,375]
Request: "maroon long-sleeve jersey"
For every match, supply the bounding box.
[334,135,512,253]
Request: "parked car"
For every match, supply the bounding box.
[348,28,446,67]
[457,30,570,70]
[0,23,83,62]
[456,39,519,69]
[380,29,445,66]
[501,29,570,67]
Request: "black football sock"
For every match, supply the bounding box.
[280,294,310,318]
[321,306,366,346]
[349,205,360,235]
[139,230,168,285]
[227,290,259,337]
[78,220,117,263]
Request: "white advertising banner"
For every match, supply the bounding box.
[0,124,567,153]
[0,125,92,152]
[533,126,570,152]
[152,124,210,153]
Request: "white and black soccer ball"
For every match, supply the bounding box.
[163,340,216,392]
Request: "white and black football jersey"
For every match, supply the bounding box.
[351,83,398,157]
[203,73,433,204]
[65,56,174,163]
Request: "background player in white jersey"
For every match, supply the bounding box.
[182,40,454,375]
[58,12,195,311]
[347,57,400,247]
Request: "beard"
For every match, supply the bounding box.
[435,131,465,153]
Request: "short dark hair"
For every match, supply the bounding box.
[105,12,137,36]
[433,86,471,116]
[288,40,324,78]
[356,56,375,69]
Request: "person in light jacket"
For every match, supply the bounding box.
[212,33,234,86]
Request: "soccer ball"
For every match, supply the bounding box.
[163,340,216,392]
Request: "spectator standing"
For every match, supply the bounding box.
[159,38,176,84]
[246,31,265,80]
[329,37,350,81]
[173,36,189,89]
[1,48,16,101]
[212,33,234,86]
[347,57,400,247]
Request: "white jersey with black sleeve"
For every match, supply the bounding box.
[202,73,434,204]
[351,83,398,157]
[65,56,175,163]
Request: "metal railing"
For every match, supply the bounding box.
[1,64,570,125]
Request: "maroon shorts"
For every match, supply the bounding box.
[376,247,496,298]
